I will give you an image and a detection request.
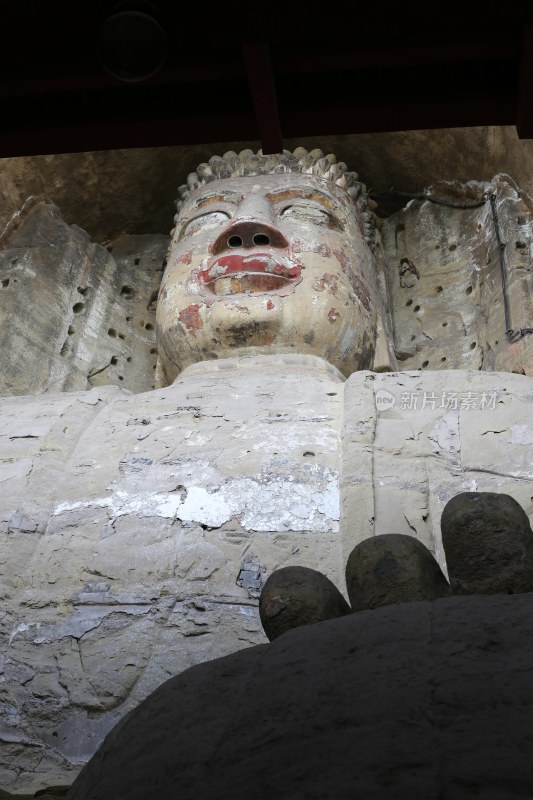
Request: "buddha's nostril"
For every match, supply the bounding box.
[253,233,270,246]
[228,235,243,248]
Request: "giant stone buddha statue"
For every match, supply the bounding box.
[1,147,532,794]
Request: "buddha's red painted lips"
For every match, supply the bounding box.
[198,253,302,287]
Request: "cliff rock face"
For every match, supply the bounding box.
[0,203,165,396]
[381,174,533,377]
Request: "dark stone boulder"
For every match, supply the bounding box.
[345,533,450,611]
[441,491,533,595]
[259,565,351,641]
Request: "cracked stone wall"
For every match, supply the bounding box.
[0,202,166,397]
[381,174,533,376]
[1,357,532,792]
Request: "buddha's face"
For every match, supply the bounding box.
[156,172,379,383]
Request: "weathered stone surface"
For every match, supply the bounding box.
[441,491,533,595]
[259,565,351,641]
[345,533,450,611]
[1,365,532,792]
[0,202,165,396]
[341,369,533,577]
[380,173,533,378]
[65,592,533,800]
[0,354,344,794]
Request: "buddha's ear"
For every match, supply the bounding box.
[372,313,398,372]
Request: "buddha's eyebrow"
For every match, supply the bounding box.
[191,191,241,211]
[266,186,342,209]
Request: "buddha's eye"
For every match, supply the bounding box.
[182,210,230,236]
[280,204,333,224]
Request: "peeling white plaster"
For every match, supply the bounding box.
[428,413,460,460]
[52,469,340,533]
[178,486,234,527]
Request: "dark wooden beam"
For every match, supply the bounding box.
[242,43,283,155]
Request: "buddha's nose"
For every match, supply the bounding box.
[210,195,289,255]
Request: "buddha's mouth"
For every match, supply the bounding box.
[198,253,302,295]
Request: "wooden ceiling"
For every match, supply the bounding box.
[1,1,533,158]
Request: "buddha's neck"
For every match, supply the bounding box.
[175,353,347,384]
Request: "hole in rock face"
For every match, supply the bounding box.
[111,356,118,365]
[134,258,140,266]
[466,286,473,295]
[413,305,420,312]
[72,302,84,313]
[118,333,125,340]
[108,328,117,337]
[422,360,429,368]
[410,334,416,341]
[470,342,476,350]
[145,323,154,331]
[127,356,132,362]
[121,285,135,299]
[435,286,443,293]
[303,451,315,457]
[77,286,88,295]
[441,356,447,362]
[449,243,457,251]
[2,278,9,287]
[442,321,448,327]
[68,326,75,335]
[150,348,158,354]
[406,299,413,307]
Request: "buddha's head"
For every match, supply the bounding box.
[155,147,390,385]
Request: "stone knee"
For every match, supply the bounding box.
[259,565,351,642]
[345,533,450,612]
[441,491,533,595]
